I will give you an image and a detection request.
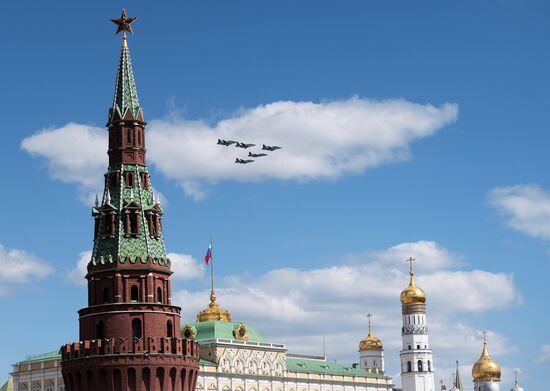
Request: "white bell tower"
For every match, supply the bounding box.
[400,257,435,391]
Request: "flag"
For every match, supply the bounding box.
[204,242,212,265]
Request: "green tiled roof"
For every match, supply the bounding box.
[109,39,142,123]
[286,357,386,379]
[23,351,60,363]
[185,321,267,343]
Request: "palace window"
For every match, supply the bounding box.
[132,319,142,339]
[131,285,139,302]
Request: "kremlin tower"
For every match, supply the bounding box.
[60,10,200,391]
[399,258,435,391]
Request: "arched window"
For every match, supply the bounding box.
[96,320,104,339]
[157,287,162,303]
[127,128,133,145]
[167,320,173,338]
[102,287,109,304]
[427,360,431,372]
[418,360,423,372]
[132,318,142,339]
[137,130,142,146]
[131,285,139,302]
[408,345,411,350]
[417,344,420,349]
[407,361,412,372]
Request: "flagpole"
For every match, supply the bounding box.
[210,237,214,294]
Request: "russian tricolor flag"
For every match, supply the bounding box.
[204,242,212,265]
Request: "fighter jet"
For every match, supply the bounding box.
[235,142,256,149]
[248,152,268,158]
[217,139,237,146]
[262,144,282,151]
[235,158,254,164]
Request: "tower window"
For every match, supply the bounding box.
[157,287,162,303]
[127,128,133,145]
[125,171,135,187]
[408,345,411,350]
[407,361,411,372]
[167,320,173,338]
[96,321,104,339]
[131,285,139,302]
[140,173,149,188]
[427,360,431,372]
[102,287,110,304]
[132,318,142,340]
[125,210,140,236]
[417,344,420,349]
[137,129,142,146]
[417,360,423,372]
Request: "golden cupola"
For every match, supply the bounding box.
[400,267,426,306]
[471,334,501,382]
[196,290,232,322]
[359,314,383,351]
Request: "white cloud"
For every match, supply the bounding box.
[21,98,458,201]
[66,251,204,287]
[173,240,519,382]
[21,123,107,201]
[0,244,54,296]
[538,344,550,363]
[66,251,91,287]
[488,184,550,240]
[167,252,205,280]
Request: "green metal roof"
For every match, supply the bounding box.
[185,321,267,343]
[23,351,60,363]
[199,358,217,367]
[286,357,387,379]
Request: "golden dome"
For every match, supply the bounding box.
[359,314,383,351]
[196,290,232,322]
[359,331,383,351]
[472,337,501,382]
[400,271,426,305]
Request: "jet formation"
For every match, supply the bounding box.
[217,139,282,164]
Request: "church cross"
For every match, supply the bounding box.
[406,257,415,275]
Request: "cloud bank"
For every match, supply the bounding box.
[22,98,458,200]
[0,244,54,296]
[488,184,550,240]
[172,240,520,383]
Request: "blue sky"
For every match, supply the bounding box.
[1,1,549,390]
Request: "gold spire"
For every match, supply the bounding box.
[472,332,501,382]
[359,313,383,351]
[400,257,426,305]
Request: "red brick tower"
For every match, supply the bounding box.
[60,10,200,391]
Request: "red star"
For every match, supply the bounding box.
[111,9,137,35]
